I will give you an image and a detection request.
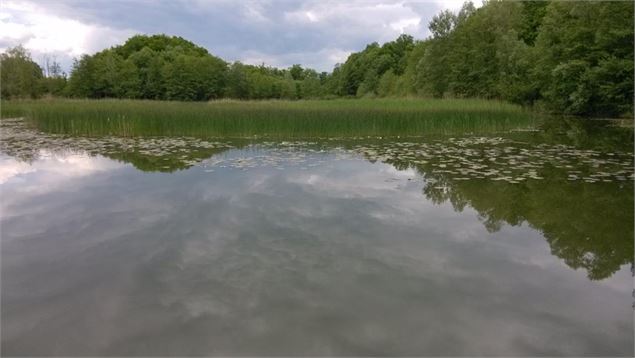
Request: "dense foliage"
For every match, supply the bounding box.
[1,1,632,116]
[0,46,65,99]
[64,35,226,100]
[1,46,41,99]
[341,0,632,117]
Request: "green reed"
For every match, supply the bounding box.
[1,98,537,138]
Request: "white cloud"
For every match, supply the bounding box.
[0,151,125,220]
[0,157,35,185]
[389,17,421,33]
[237,47,354,70]
[0,151,124,187]
[0,0,136,69]
[283,1,430,42]
[435,0,483,12]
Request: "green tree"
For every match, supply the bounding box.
[416,38,450,98]
[533,1,634,116]
[225,62,250,99]
[91,51,126,98]
[377,69,397,97]
[280,72,297,99]
[518,1,549,46]
[289,64,305,80]
[67,35,227,101]
[164,55,226,101]
[299,69,323,98]
[0,45,44,98]
[428,10,457,39]
[67,55,96,97]
[128,47,165,99]
[115,34,209,59]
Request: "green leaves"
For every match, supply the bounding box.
[0,46,44,99]
[65,35,228,101]
[533,1,634,116]
[404,0,633,116]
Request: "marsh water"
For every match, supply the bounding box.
[1,118,633,356]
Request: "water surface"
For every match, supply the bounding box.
[1,118,633,356]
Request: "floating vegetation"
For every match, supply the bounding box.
[349,138,634,184]
[0,118,236,172]
[1,118,633,184]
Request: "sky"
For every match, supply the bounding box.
[0,0,477,73]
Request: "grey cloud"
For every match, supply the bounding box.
[7,0,450,71]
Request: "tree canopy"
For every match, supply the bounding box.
[1,1,633,116]
[1,46,45,99]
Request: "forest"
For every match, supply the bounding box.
[1,1,633,117]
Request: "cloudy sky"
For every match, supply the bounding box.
[0,0,475,73]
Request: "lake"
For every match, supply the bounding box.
[1,117,633,356]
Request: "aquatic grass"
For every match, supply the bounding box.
[1,98,537,138]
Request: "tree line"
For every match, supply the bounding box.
[1,1,632,116]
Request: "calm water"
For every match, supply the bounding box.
[1,118,633,356]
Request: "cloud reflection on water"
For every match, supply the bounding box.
[1,150,632,356]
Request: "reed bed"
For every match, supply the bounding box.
[1,98,537,138]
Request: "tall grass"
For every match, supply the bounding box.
[1,98,537,138]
